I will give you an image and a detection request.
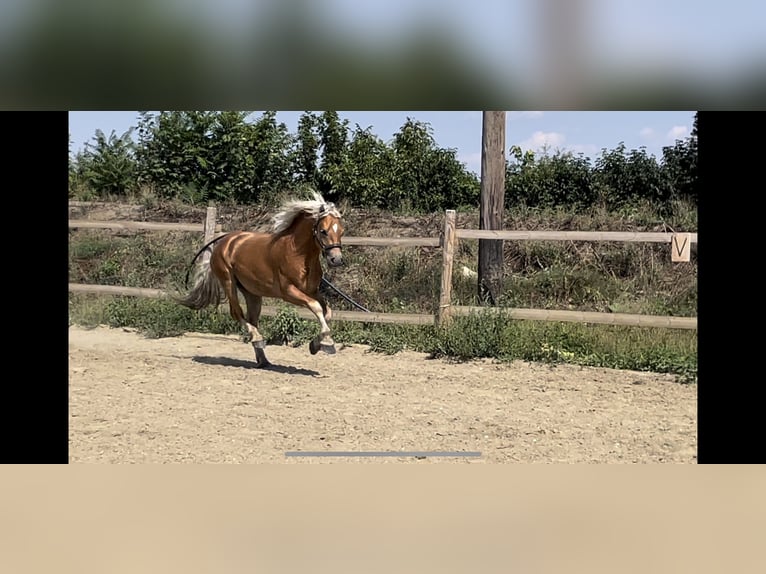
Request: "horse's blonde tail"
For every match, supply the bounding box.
[174,258,224,310]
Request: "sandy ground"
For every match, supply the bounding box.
[69,325,697,463]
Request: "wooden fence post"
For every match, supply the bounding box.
[201,204,217,265]
[438,209,457,326]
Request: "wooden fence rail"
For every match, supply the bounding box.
[68,219,437,247]
[68,219,222,233]
[68,203,697,330]
[451,305,697,330]
[68,219,698,246]
[436,210,697,328]
[456,229,698,243]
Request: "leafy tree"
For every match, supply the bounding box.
[136,111,218,200]
[135,111,294,204]
[76,128,137,197]
[293,111,322,187]
[71,109,699,214]
[390,118,434,207]
[505,145,595,209]
[203,111,255,201]
[594,143,671,209]
[317,111,350,201]
[388,118,479,212]
[68,133,77,196]
[241,111,295,204]
[333,125,395,208]
[423,146,480,211]
[661,112,698,204]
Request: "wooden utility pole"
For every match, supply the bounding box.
[478,111,506,304]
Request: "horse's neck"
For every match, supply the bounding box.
[282,215,319,258]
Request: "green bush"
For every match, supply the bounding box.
[506,146,595,209]
[266,306,317,346]
[101,297,239,338]
[427,312,696,383]
[71,129,138,198]
[594,143,672,210]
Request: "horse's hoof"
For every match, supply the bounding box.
[252,339,266,349]
[253,360,272,369]
[320,343,336,355]
[309,339,320,355]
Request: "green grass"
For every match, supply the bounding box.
[69,295,696,383]
[430,310,696,383]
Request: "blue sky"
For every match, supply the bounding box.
[68,111,695,174]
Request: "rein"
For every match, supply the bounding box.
[312,209,370,312]
[313,213,369,312]
[320,276,371,313]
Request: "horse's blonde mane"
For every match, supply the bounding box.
[271,191,342,233]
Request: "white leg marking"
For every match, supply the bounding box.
[239,318,263,341]
[308,300,331,339]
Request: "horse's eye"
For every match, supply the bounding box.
[320,229,328,235]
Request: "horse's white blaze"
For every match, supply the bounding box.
[332,223,338,233]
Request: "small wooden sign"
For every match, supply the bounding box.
[671,233,691,262]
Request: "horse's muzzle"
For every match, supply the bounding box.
[325,247,343,267]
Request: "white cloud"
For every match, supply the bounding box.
[514,132,599,159]
[520,130,566,152]
[666,125,688,140]
[639,127,655,139]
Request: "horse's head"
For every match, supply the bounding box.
[314,204,344,267]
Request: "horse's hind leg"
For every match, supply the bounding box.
[218,271,266,348]
[243,291,270,368]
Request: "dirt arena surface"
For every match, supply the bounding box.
[69,325,697,463]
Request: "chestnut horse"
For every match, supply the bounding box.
[176,192,344,368]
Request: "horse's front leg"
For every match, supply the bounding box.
[314,297,336,354]
[319,295,332,323]
[282,285,335,355]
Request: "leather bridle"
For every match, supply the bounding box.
[313,212,342,254]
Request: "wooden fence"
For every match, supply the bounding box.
[436,210,697,329]
[68,203,698,330]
